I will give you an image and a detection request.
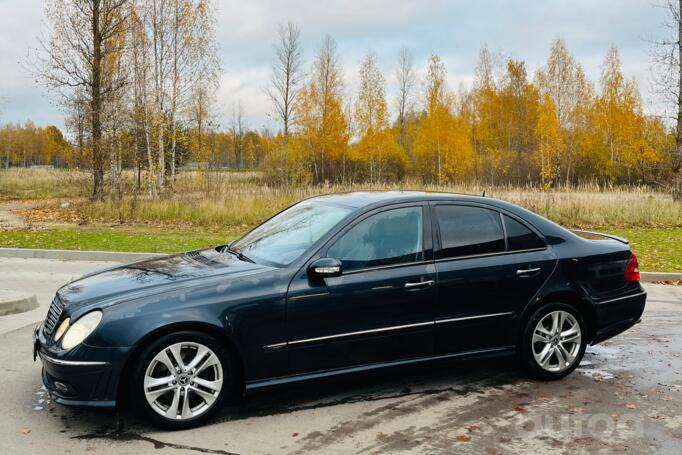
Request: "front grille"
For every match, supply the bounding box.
[43,295,64,336]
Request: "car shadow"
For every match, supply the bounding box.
[66,355,525,441]
[221,356,524,422]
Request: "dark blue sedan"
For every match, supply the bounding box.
[33,192,646,429]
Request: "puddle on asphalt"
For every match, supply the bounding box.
[576,344,623,380]
[576,360,615,380]
[33,384,52,411]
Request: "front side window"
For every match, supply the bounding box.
[436,205,505,259]
[232,201,353,267]
[327,207,424,271]
[503,215,545,250]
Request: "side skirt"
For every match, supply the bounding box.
[245,345,517,390]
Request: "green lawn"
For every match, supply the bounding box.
[602,228,682,273]
[0,226,680,272]
[0,226,240,254]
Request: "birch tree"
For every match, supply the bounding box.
[35,0,130,199]
[352,51,405,182]
[268,22,304,142]
[652,0,682,199]
[535,38,593,184]
[231,101,246,169]
[134,0,219,192]
[130,5,156,194]
[395,46,417,154]
[294,35,348,183]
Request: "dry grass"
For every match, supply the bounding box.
[0,168,92,200]
[3,168,681,230]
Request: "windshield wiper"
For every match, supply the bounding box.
[224,246,255,264]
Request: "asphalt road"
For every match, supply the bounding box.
[0,258,681,454]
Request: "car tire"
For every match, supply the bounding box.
[521,302,587,381]
[130,330,234,430]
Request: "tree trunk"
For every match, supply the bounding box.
[158,123,165,190]
[675,0,682,201]
[90,0,104,201]
[170,2,179,187]
[170,123,177,185]
[144,108,155,196]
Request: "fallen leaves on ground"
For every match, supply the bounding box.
[16,205,85,225]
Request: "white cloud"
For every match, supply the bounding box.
[0,0,673,130]
[215,65,272,130]
[216,0,443,42]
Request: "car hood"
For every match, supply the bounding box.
[57,248,273,312]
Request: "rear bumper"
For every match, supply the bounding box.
[592,290,646,344]
[34,325,126,409]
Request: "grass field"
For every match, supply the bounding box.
[1,168,681,271]
[3,169,681,229]
[0,226,678,271]
[603,228,682,272]
[0,226,236,253]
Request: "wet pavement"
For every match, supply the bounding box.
[0,285,680,454]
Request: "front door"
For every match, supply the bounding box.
[286,204,437,374]
[432,204,556,354]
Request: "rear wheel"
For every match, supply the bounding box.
[521,303,586,380]
[131,331,233,429]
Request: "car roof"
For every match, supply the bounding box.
[308,191,493,209]
[307,191,574,242]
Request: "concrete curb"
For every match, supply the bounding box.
[0,247,165,262]
[0,291,39,316]
[640,271,682,282]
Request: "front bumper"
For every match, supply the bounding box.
[33,325,128,409]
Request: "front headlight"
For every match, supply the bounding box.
[54,317,70,341]
[61,311,103,350]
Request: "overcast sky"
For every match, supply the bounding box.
[0,0,672,133]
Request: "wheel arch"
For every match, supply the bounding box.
[116,321,246,406]
[518,290,597,345]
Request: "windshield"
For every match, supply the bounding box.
[230,200,353,267]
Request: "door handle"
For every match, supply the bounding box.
[404,280,434,289]
[516,267,541,277]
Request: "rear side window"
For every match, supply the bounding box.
[503,215,545,250]
[435,206,505,259]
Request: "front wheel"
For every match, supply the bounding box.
[130,331,234,430]
[521,303,587,380]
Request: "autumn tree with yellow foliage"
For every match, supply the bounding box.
[535,94,564,188]
[592,47,667,183]
[14,11,676,193]
[350,51,406,182]
[291,35,349,184]
[413,54,473,183]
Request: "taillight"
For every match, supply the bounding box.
[624,253,640,282]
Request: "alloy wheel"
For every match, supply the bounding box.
[143,341,223,420]
[531,310,582,373]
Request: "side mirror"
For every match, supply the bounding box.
[308,258,343,278]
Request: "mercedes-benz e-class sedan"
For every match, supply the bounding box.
[33,192,646,429]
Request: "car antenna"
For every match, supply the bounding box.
[481,190,486,197]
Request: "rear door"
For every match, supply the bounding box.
[432,203,556,354]
[286,204,437,374]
